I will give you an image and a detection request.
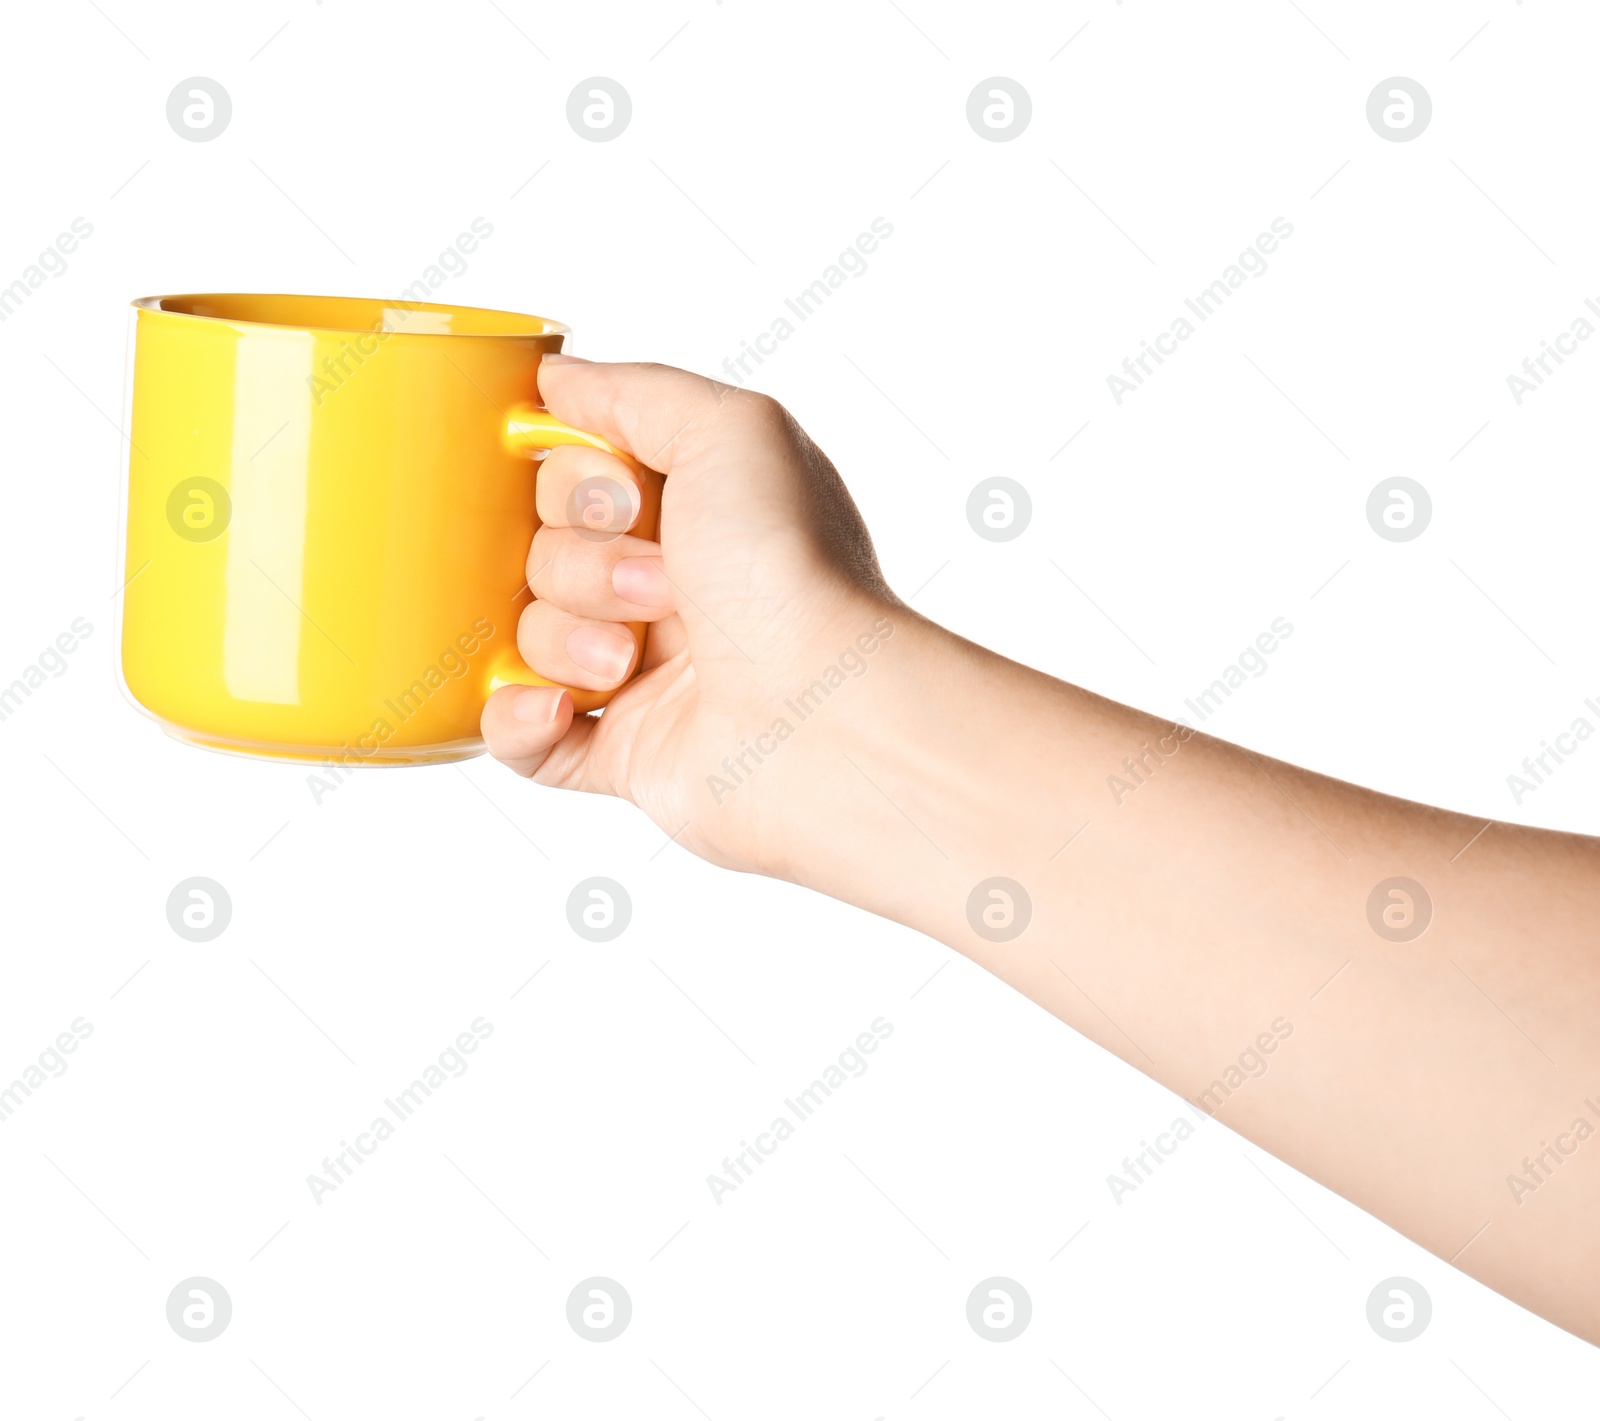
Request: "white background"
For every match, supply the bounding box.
[2,0,1598,1417]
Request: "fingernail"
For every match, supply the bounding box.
[612,556,672,608]
[566,625,635,681]
[512,686,567,723]
[540,352,589,366]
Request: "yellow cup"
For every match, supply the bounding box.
[119,293,658,765]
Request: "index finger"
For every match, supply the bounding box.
[535,443,647,536]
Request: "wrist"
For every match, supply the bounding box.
[761,606,1072,939]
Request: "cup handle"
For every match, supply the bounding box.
[494,403,663,713]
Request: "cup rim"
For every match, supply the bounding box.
[130,292,571,340]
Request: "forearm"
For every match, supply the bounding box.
[778,605,1600,1343]
[483,359,1600,1344]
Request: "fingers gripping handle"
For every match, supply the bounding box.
[495,404,661,713]
[505,405,640,466]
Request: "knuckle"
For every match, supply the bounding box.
[541,443,587,469]
[516,599,542,643]
[528,526,569,589]
[722,388,788,436]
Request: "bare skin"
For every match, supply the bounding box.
[483,355,1600,1347]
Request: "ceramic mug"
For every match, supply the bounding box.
[119,293,658,764]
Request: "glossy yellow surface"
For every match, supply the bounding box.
[121,293,655,765]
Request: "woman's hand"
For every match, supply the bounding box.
[480,356,904,878]
[483,353,1600,1347]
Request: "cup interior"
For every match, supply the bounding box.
[133,292,566,338]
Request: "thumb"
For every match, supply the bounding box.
[537,357,763,476]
